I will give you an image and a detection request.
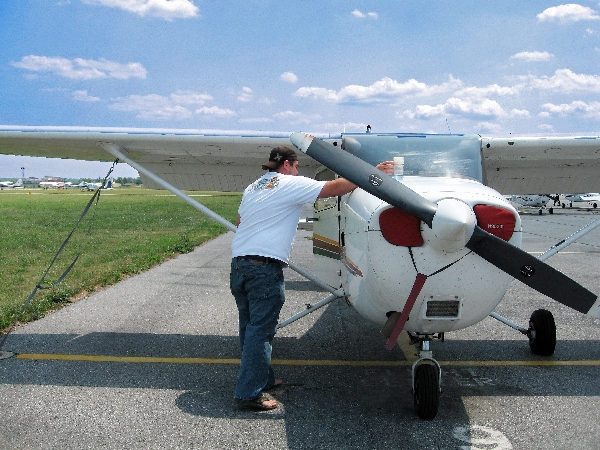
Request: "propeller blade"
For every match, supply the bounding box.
[466,225,598,315]
[290,132,437,227]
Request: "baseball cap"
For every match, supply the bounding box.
[262,146,298,170]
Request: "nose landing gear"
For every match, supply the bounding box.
[409,334,443,420]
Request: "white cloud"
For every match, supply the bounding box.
[109,90,214,120]
[444,97,508,118]
[294,76,462,105]
[293,86,338,102]
[400,97,522,121]
[509,109,531,118]
[81,0,199,20]
[351,9,378,19]
[529,68,600,92]
[239,117,274,124]
[477,122,503,134]
[454,83,522,98]
[537,4,600,23]
[540,100,600,118]
[257,97,274,105]
[237,87,254,102]
[169,91,213,105]
[305,122,367,132]
[272,110,322,125]
[12,55,147,80]
[280,72,298,83]
[72,90,100,102]
[511,51,554,62]
[195,106,235,117]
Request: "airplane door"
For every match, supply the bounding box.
[311,167,343,288]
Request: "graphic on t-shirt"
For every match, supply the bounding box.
[250,175,279,192]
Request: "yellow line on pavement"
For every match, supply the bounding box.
[17,354,240,364]
[396,331,418,363]
[14,353,600,367]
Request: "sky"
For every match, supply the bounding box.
[2,1,600,177]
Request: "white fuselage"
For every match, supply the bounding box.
[316,176,522,334]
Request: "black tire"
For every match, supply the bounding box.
[413,363,439,420]
[528,309,556,356]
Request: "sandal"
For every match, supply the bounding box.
[235,394,278,411]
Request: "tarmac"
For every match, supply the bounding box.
[1,206,599,449]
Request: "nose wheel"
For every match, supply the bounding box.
[410,336,442,420]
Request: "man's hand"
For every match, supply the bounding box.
[318,160,397,199]
[376,160,395,176]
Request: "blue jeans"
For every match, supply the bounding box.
[230,257,285,400]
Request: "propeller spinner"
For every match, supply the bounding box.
[290,132,599,317]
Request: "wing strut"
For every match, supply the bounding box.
[102,143,237,232]
[538,216,600,262]
[276,293,340,329]
[101,144,345,304]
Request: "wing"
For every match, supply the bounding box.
[2,126,600,194]
[0,126,325,192]
[482,136,600,194]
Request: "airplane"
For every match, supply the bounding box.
[506,194,551,208]
[0,125,599,420]
[82,179,113,191]
[82,181,102,191]
[565,193,600,208]
[0,178,23,189]
[39,180,65,189]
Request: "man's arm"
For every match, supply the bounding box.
[317,161,395,198]
[318,177,357,198]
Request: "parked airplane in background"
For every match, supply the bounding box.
[565,193,600,208]
[0,125,599,420]
[63,181,82,189]
[82,179,113,191]
[39,180,65,189]
[507,194,552,208]
[0,179,22,189]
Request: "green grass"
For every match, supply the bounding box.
[0,188,240,333]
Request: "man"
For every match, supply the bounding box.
[231,145,394,410]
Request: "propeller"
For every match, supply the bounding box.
[290,132,599,317]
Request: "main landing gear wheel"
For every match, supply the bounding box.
[413,363,439,420]
[528,309,556,356]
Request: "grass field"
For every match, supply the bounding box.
[0,188,241,334]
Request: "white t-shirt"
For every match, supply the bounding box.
[231,172,326,263]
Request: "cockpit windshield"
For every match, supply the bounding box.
[341,133,482,182]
